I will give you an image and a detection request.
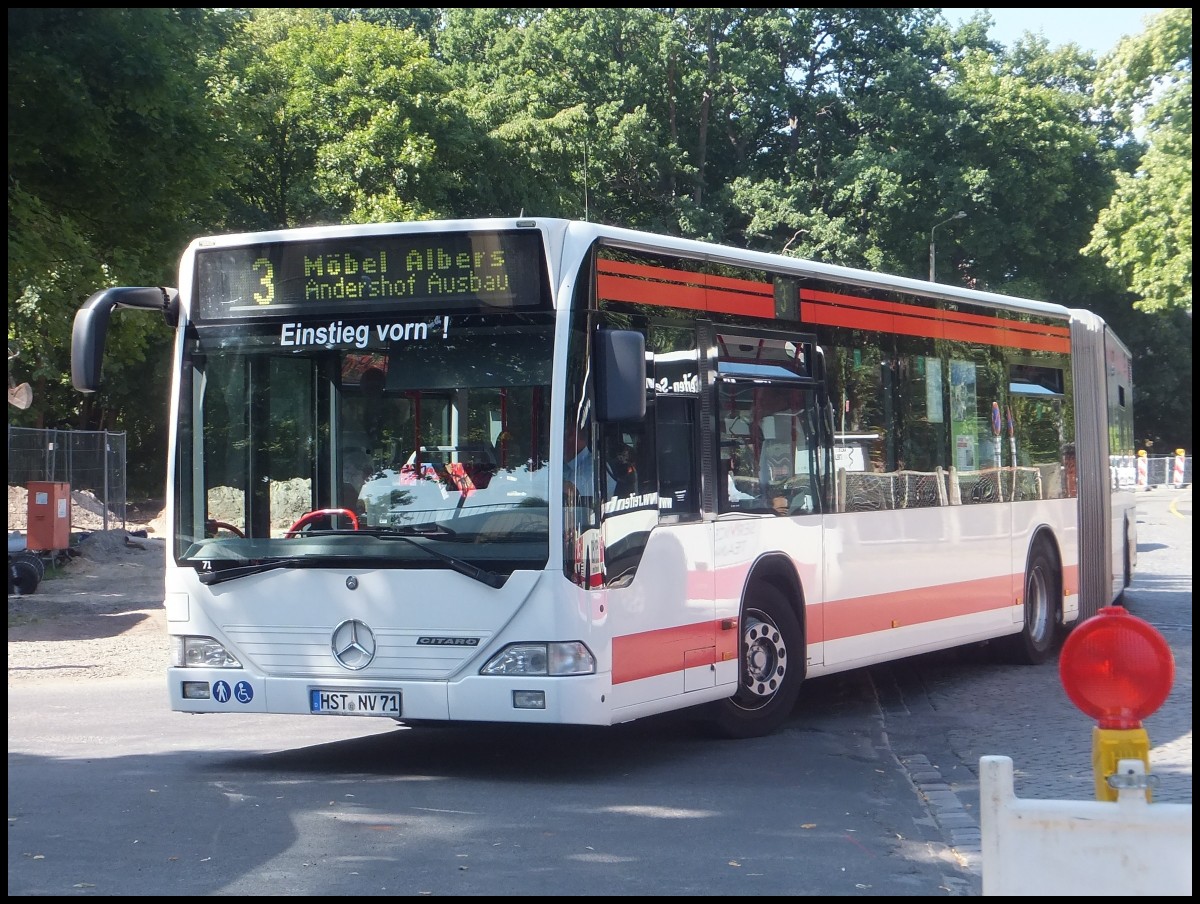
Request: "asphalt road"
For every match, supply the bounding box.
[9,662,985,895]
[8,487,1190,896]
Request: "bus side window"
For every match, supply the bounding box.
[604,433,639,497]
[656,397,699,515]
[723,441,758,509]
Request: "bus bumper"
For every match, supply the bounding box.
[167,668,615,726]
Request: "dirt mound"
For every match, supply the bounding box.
[207,478,311,531]
[76,529,153,560]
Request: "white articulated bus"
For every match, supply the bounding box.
[72,217,1136,738]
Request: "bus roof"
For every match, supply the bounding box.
[185,216,1074,322]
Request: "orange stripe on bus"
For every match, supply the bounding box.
[612,619,739,684]
[802,287,1070,337]
[597,262,775,318]
[611,571,1050,683]
[599,258,773,296]
[799,288,1071,353]
[596,259,1071,352]
[598,272,706,310]
[706,285,775,317]
[819,575,1015,641]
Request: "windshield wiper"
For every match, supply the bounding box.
[377,533,505,588]
[197,557,306,586]
[388,523,457,538]
[194,529,505,589]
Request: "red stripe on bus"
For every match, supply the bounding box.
[799,288,1071,353]
[1061,563,1079,599]
[819,575,1016,640]
[612,565,1071,683]
[599,258,772,296]
[598,271,706,310]
[596,259,1071,352]
[612,619,739,684]
[706,285,775,317]
[597,260,775,318]
[803,287,1071,338]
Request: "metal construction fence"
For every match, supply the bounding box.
[1112,453,1192,490]
[7,427,127,534]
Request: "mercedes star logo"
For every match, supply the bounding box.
[330,619,377,670]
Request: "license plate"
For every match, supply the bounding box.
[309,689,401,716]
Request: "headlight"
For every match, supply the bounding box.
[480,641,595,676]
[171,636,242,668]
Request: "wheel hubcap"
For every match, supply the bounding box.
[1028,568,1049,642]
[741,613,787,700]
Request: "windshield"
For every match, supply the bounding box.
[175,313,553,576]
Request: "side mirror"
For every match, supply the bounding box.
[595,329,646,423]
[71,287,179,392]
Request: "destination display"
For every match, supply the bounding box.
[194,229,547,321]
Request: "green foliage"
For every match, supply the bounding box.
[7,7,1193,483]
[1084,8,1192,314]
[939,45,1116,292]
[211,9,517,227]
[8,8,232,494]
[439,7,684,225]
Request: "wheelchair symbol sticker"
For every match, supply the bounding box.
[234,681,254,704]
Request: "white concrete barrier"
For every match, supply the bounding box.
[980,756,1191,896]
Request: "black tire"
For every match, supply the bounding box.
[1002,544,1060,665]
[9,556,41,595]
[708,583,804,739]
[12,551,46,581]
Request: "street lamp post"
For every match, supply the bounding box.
[929,210,966,282]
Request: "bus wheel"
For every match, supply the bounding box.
[1003,544,1060,665]
[709,584,803,739]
